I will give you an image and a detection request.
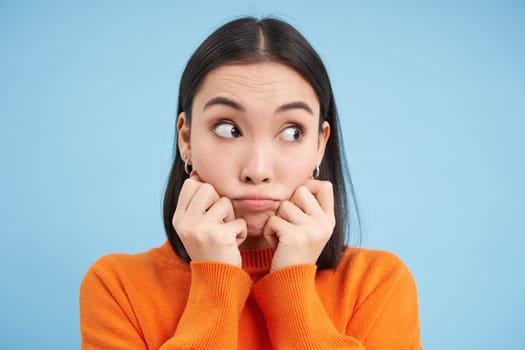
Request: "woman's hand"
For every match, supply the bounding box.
[172,174,248,267]
[263,179,336,271]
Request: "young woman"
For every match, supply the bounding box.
[80,17,422,349]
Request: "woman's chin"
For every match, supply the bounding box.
[242,213,271,236]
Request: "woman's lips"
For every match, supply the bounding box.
[233,199,279,211]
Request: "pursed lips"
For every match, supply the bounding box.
[232,195,280,211]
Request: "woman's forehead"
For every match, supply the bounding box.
[194,61,319,112]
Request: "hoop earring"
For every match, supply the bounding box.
[312,165,320,178]
[183,155,192,175]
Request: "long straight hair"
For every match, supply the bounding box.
[163,17,361,269]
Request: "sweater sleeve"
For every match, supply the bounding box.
[347,255,422,350]
[161,262,253,349]
[80,258,252,349]
[251,265,366,350]
[251,254,422,350]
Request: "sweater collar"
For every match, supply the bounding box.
[241,247,273,275]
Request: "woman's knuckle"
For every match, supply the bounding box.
[298,185,308,195]
[201,183,215,194]
[280,200,291,210]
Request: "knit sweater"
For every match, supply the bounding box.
[80,241,422,349]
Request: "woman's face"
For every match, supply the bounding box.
[178,61,330,241]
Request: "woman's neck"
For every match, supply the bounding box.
[239,236,271,250]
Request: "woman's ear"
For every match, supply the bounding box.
[177,112,191,160]
[316,121,331,165]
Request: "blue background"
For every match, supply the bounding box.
[1,1,524,348]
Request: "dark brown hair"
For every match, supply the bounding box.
[163,17,361,269]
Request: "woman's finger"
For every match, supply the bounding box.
[173,178,201,224]
[262,216,279,249]
[290,185,324,217]
[205,196,235,223]
[276,200,306,224]
[222,218,248,246]
[299,179,334,215]
[263,215,295,241]
[186,182,220,214]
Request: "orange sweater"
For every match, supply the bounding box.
[80,242,422,349]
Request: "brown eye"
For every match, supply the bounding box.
[279,125,303,142]
[213,122,241,138]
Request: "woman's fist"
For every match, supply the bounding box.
[263,179,335,271]
[172,175,247,267]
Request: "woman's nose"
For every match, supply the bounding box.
[240,143,273,184]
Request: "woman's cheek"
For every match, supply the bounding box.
[192,145,235,187]
[278,157,316,187]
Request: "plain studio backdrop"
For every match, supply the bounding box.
[1,1,523,349]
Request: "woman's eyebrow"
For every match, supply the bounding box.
[275,101,313,115]
[203,97,244,111]
[203,96,313,115]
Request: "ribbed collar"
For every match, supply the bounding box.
[240,247,273,275]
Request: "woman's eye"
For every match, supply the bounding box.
[280,125,303,142]
[212,122,241,138]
